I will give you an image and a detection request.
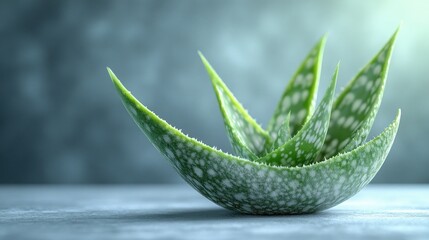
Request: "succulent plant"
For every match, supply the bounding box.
[108,29,400,215]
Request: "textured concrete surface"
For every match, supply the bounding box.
[0,185,428,240]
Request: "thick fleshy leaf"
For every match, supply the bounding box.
[199,52,271,159]
[269,112,292,152]
[267,36,326,139]
[318,29,399,160]
[109,68,400,214]
[254,65,338,167]
[342,115,376,153]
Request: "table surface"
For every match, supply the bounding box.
[0,185,428,240]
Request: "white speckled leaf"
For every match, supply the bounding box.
[267,36,326,139]
[199,52,271,159]
[108,68,400,215]
[255,65,338,167]
[319,29,399,160]
[269,112,292,152]
[342,116,376,153]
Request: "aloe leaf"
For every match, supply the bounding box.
[318,29,399,160]
[254,65,338,167]
[267,36,326,139]
[199,52,271,159]
[270,112,292,151]
[342,116,376,153]
[108,68,400,214]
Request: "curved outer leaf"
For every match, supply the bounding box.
[109,69,400,215]
[267,36,326,139]
[318,29,399,160]
[199,52,271,159]
[254,65,338,167]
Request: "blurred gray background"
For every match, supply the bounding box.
[1,0,428,184]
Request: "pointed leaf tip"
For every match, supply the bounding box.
[257,66,338,167]
[107,68,123,90]
[319,30,398,160]
[107,67,115,80]
[267,36,327,139]
[199,54,271,159]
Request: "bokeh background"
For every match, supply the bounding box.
[1,0,428,184]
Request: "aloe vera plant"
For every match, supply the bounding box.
[108,29,400,214]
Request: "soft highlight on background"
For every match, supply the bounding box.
[1,0,428,184]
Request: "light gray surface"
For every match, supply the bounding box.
[0,185,428,240]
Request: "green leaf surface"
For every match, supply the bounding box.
[267,36,326,139]
[199,52,271,159]
[108,29,400,215]
[108,68,400,214]
[254,65,338,167]
[269,112,292,152]
[318,29,399,160]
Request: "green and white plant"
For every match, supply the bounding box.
[108,29,400,214]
